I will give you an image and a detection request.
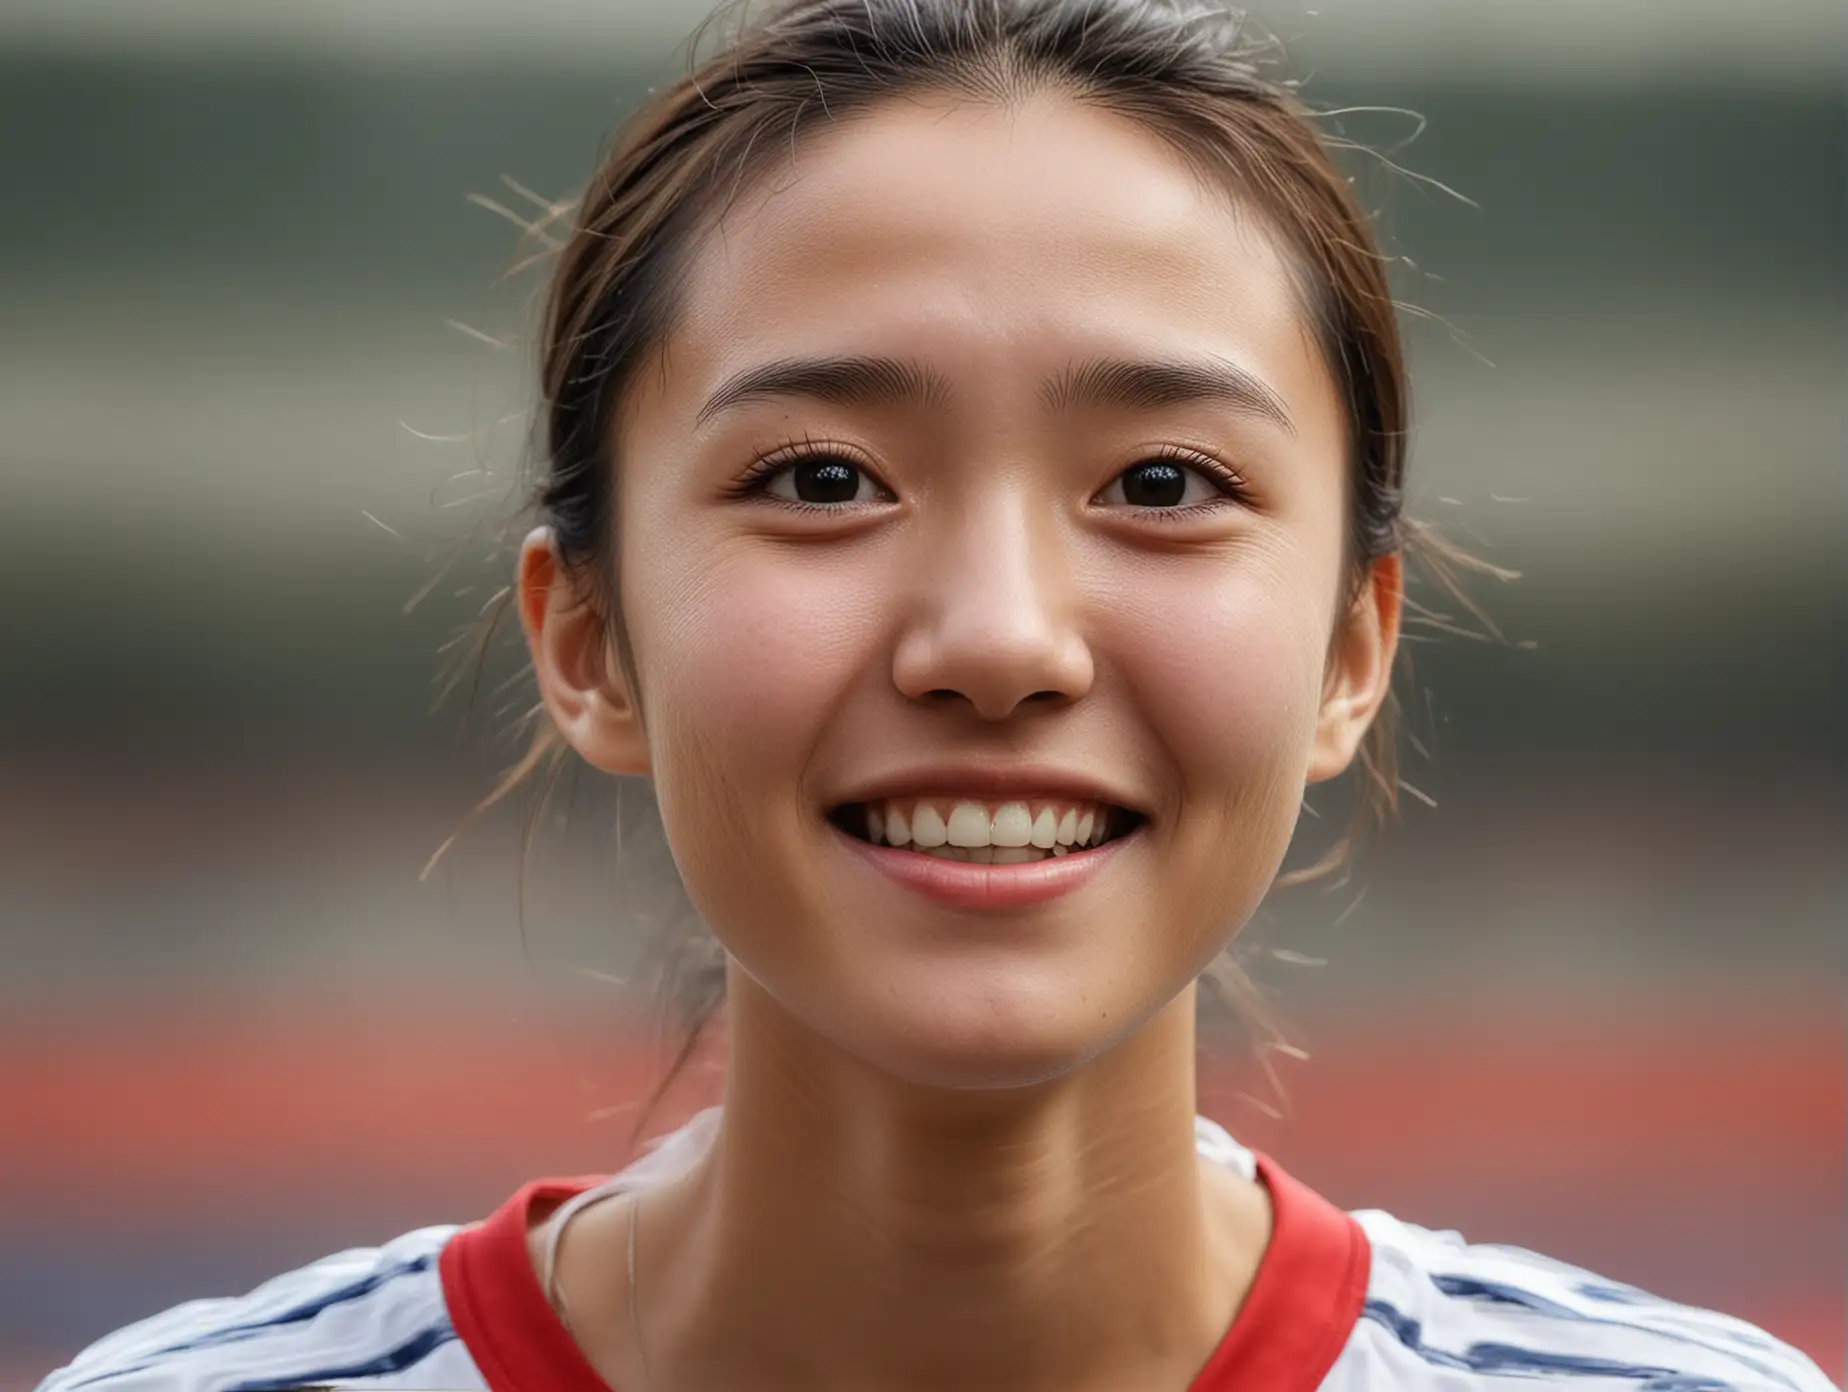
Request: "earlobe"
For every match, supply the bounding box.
[1307,553,1403,784]
[517,528,651,777]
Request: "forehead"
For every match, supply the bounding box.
[658,91,1335,420]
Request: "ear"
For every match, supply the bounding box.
[517,528,650,777]
[1307,552,1402,784]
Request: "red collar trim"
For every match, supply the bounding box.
[1188,1154,1371,1391]
[440,1154,1368,1392]
[440,1176,614,1392]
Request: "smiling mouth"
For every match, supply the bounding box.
[830,796,1142,864]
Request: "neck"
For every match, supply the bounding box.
[613,974,1271,1392]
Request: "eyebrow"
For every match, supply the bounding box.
[695,352,1294,435]
[1041,356,1296,435]
[696,355,954,425]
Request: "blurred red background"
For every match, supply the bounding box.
[6,989,1839,1384]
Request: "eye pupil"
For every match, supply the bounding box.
[793,459,861,503]
[1121,461,1187,507]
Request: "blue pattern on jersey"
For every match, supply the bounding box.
[1571,1285,1780,1354]
[1425,1275,1801,1386]
[1579,1283,1654,1306]
[1362,1298,1744,1390]
[1561,1274,1778,1354]
[217,1324,456,1392]
[1432,1275,1588,1315]
[58,1252,438,1390]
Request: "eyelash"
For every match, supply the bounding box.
[726,438,1250,515]
[1110,444,1250,518]
[727,435,891,509]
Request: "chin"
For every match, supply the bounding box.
[831,962,1150,1092]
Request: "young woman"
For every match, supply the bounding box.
[40,0,1835,1388]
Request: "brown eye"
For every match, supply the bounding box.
[1100,459,1223,509]
[764,456,889,505]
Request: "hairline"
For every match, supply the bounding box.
[607,80,1350,487]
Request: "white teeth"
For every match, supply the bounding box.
[910,804,947,847]
[991,802,1033,848]
[946,801,991,848]
[1029,807,1058,848]
[916,844,1052,865]
[858,797,1125,858]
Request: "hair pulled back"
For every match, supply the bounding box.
[481,0,1493,1098]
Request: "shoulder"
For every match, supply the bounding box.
[34,1222,487,1392]
[1328,1207,1839,1391]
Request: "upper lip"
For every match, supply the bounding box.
[829,764,1149,817]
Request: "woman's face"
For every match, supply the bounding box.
[530,92,1396,1089]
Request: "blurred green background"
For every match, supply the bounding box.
[1,0,1842,1383]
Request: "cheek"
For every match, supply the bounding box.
[1101,539,1333,812]
[1095,546,1333,974]
[621,537,883,841]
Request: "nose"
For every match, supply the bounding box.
[891,496,1094,721]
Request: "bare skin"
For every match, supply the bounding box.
[519,90,1400,1392]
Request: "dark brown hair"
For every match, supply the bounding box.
[463,0,1504,1116]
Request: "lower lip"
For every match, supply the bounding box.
[833,825,1130,910]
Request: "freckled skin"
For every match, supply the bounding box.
[610,94,1363,1090]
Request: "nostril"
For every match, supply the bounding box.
[919,687,1066,708]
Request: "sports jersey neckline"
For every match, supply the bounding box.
[439,1148,1369,1391]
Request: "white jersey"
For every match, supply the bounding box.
[36,1110,1836,1392]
